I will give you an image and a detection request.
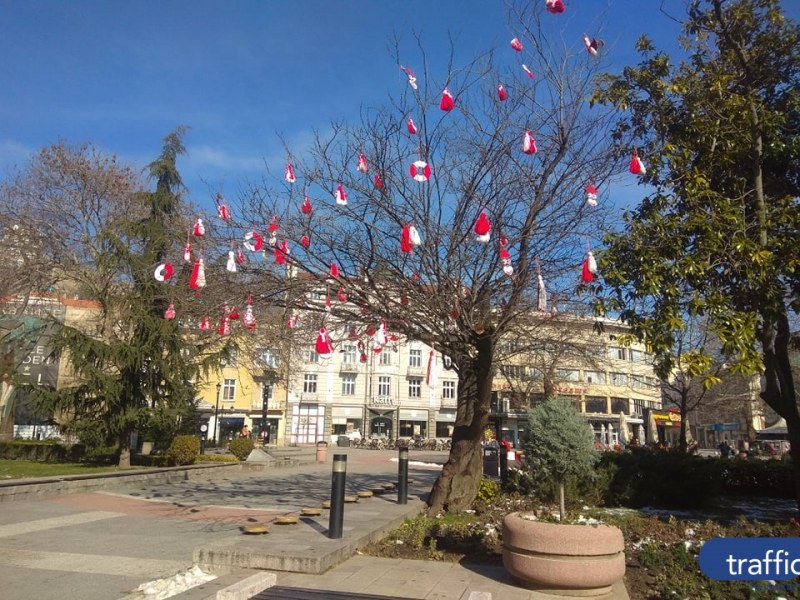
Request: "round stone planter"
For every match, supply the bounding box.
[502,512,625,596]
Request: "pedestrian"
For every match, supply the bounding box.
[240,424,250,438]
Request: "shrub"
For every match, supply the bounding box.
[227,437,255,461]
[721,457,794,497]
[522,398,598,520]
[598,448,723,508]
[167,435,200,466]
[0,441,87,463]
[474,476,500,507]
[197,454,239,463]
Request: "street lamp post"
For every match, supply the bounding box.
[213,382,221,445]
[268,373,269,446]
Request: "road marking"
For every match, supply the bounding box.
[0,511,125,538]
[0,546,187,577]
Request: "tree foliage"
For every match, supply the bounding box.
[522,397,598,520]
[6,131,228,466]
[593,0,800,506]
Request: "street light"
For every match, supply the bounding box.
[213,382,221,445]
[268,373,269,446]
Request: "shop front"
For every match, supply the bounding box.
[399,409,428,438]
[331,406,364,443]
[435,409,456,438]
[289,403,325,445]
[646,408,684,447]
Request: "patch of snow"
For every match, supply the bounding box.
[129,565,216,600]
[389,458,444,470]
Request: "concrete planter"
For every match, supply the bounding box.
[502,512,625,596]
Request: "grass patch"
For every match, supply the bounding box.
[0,460,139,480]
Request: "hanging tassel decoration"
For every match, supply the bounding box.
[440,88,455,112]
[226,250,237,273]
[315,327,334,359]
[189,258,206,290]
[474,211,491,243]
[285,163,296,183]
[537,259,547,312]
[522,130,537,155]
[335,184,347,206]
[164,303,176,320]
[356,153,368,173]
[585,181,598,207]
[497,84,508,101]
[629,148,647,176]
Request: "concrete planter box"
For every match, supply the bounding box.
[502,512,625,596]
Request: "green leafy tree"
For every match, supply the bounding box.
[522,397,598,521]
[18,130,223,467]
[593,1,800,506]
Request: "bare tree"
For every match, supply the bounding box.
[239,3,622,513]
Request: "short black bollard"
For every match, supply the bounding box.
[328,453,347,539]
[398,446,409,505]
[499,446,508,484]
[199,435,206,457]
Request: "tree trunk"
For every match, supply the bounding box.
[427,334,493,515]
[559,482,565,522]
[678,392,688,453]
[117,427,132,468]
[760,310,800,513]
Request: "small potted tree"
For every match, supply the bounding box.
[502,398,625,595]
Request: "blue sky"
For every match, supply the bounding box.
[1,1,796,211]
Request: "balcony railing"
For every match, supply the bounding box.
[440,397,457,408]
[340,362,360,372]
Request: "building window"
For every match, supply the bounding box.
[500,365,525,379]
[556,369,580,382]
[442,380,456,400]
[341,344,357,364]
[610,372,628,386]
[584,370,606,384]
[585,396,607,413]
[527,367,543,379]
[399,420,427,437]
[306,349,320,364]
[341,373,356,396]
[608,346,626,360]
[629,349,643,362]
[436,422,454,437]
[408,377,422,398]
[379,351,392,366]
[222,378,236,402]
[633,399,645,417]
[258,348,280,368]
[378,375,391,397]
[303,374,318,394]
[631,375,645,389]
[409,349,422,367]
[610,397,629,414]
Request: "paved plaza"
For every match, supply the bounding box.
[0,448,628,600]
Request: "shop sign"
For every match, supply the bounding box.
[369,397,394,407]
[651,411,682,427]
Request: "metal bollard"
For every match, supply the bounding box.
[499,446,508,484]
[328,454,347,539]
[398,446,409,505]
[199,435,206,457]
